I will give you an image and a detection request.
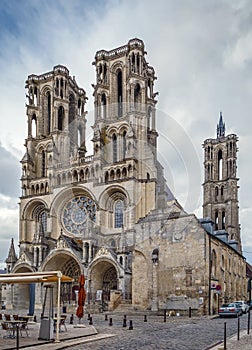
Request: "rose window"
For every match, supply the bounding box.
[62,196,96,235]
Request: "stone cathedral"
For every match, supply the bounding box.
[5,39,247,315]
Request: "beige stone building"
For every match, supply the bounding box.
[5,38,247,315]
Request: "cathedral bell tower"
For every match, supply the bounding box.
[92,38,158,166]
[202,113,241,252]
[20,65,87,258]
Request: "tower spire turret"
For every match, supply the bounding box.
[217,111,225,138]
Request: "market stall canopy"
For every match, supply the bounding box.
[0,271,74,284]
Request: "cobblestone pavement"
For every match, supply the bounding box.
[1,311,252,350]
[68,312,250,350]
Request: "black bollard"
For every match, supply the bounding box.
[87,313,91,320]
[33,315,37,322]
[109,317,113,326]
[224,322,227,350]
[16,324,19,350]
[164,309,167,323]
[237,316,240,341]
[89,316,93,325]
[70,314,74,324]
[105,314,108,321]
[144,315,147,322]
[248,309,250,335]
[189,307,192,318]
[123,316,127,327]
[129,320,133,330]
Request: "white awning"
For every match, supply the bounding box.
[0,271,74,343]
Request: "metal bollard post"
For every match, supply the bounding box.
[16,324,19,350]
[89,316,93,325]
[87,313,91,320]
[123,316,127,327]
[237,316,240,341]
[189,307,192,318]
[248,309,250,335]
[129,320,133,330]
[164,309,167,323]
[70,314,74,324]
[109,317,113,326]
[144,315,147,322]
[33,315,37,322]
[224,322,227,350]
[105,314,108,321]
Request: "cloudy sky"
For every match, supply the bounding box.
[0,0,252,267]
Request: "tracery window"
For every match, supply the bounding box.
[39,211,47,235]
[114,200,124,228]
[62,196,97,235]
[33,205,47,236]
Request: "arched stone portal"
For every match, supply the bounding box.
[41,252,82,306]
[10,265,34,310]
[89,260,118,301]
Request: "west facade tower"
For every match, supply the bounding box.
[203,113,241,252]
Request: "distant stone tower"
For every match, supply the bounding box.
[202,113,241,252]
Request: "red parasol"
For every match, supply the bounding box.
[76,274,86,319]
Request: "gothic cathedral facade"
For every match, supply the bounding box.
[6,39,247,315]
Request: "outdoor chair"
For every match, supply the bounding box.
[19,317,29,337]
[1,322,14,338]
[0,314,3,320]
[59,315,67,332]
[4,314,11,321]
[13,314,19,320]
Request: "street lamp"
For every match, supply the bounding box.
[152,248,159,264]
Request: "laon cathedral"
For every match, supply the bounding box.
[5,38,247,315]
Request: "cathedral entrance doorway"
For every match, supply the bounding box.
[89,260,119,302]
[102,266,117,301]
[42,253,81,305]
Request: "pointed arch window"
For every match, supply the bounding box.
[31,114,37,137]
[115,200,124,228]
[117,70,123,117]
[123,131,127,159]
[147,107,152,130]
[134,83,141,110]
[218,149,223,180]
[211,249,217,277]
[47,91,51,135]
[112,133,117,163]
[39,211,47,235]
[58,106,64,131]
[33,205,47,237]
[215,211,219,230]
[215,187,218,202]
[221,210,225,229]
[101,93,107,119]
[69,94,75,153]
[42,150,46,177]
